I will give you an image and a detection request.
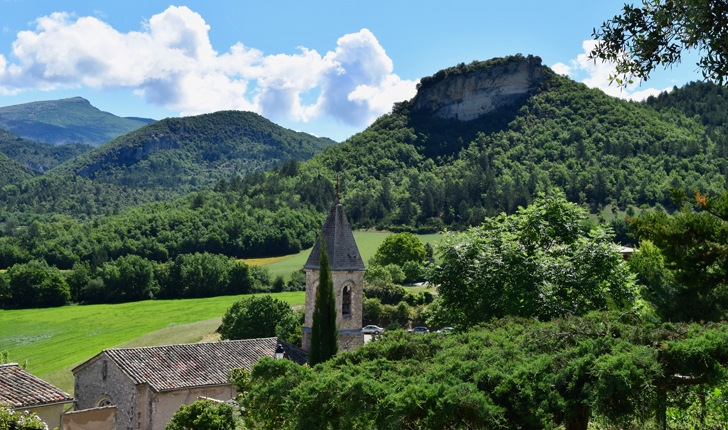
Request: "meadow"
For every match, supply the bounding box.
[245,231,443,280]
[0,292,304,393]
[1,231,442,393]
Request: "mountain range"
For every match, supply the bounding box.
[0,97,153,146]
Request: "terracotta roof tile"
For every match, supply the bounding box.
[76,338,306,392]
[0,363,74,408]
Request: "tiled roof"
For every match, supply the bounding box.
[74,338,307,393]
[0,363,74,408]
[304,197,365,271]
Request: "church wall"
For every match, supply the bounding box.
[149,385,235,430]
[303,269,364,352]
[74,353,138,430]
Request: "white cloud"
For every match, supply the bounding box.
[0,6,416,126]
[552,40,671,101]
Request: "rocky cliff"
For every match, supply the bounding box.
[77,133,180,178]
[412,55,546,121]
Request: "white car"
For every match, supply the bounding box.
[361,325,385,334]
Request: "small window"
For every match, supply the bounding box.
[102,360,108,380]
[96,396,113,407]
[342,285,352,316]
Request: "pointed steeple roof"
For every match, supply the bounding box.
[304,196,365,271]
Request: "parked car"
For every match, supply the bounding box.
[361,325,385,334]
[436,327,454,335]
[407,326,429,334]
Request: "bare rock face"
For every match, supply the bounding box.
[78,134,180,177]
[412,55,545,121]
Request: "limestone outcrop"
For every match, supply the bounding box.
[412,55,545,121]
[78,134,180,178]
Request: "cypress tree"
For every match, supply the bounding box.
[309,239,338,365]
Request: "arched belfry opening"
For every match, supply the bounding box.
[342,284,352,317]
[301,192,366,352]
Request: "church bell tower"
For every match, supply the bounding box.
[301,194,365,352]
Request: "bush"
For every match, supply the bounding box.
[220,295,300,344]
[6,259,70,308]
[166,399,238,430]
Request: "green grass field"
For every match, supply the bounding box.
[1,231,442,394]
[0,292,304,393]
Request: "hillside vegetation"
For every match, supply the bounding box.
[0,129,93,172]
[0,152,35,186]
[49,110,337,192]
[0,97,151,146]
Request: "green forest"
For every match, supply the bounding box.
[3,58,728,310]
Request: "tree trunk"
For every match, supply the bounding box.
[564,405,590,430]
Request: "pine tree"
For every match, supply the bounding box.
[309,239,338,365]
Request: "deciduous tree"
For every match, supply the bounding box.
[591,0,728,86]
[429,193,636,327]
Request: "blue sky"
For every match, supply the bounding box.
[0,1,705,141]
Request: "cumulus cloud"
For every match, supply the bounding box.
[552,40,671,101]
[0,6,416,126]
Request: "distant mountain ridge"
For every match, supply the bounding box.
[0,97,154,146]
[49,110,338,192]
[0,128,93,173]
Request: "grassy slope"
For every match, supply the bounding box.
[0,292,304,393]
[0,97,150,146]
[246,231,443,280]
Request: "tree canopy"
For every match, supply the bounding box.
[219,295,300,344]
[591,0,728,85]
[630,189,728,321]
[429,194,636,328]
[238,313,728,430]
[372,232,427,267]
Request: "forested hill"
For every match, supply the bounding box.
[2,55,727,267]
[644,81,728,137]
[49,110,338,192]
[0,97,152,146]
[0,152,35,186]
[0,129,93,173]
[234,56,726,233]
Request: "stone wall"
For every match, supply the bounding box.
[303,269,364,352]
[149,385,234,430]
[74,353,138,430]
[412,55,545,121]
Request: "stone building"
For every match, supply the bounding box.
[302,195,366,352]
[0,363,75,430]
[72,338,306,430]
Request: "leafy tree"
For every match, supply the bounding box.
[372,232,427,267]
[240,313,728,430]
[65,260,92,302]
[163,253,232,299]
[6,259,70,308]
[429,194,636,328]
[309,242,337,365]
[219,295,300,343]
[99,255,157,303]
[166,398,238,430]
[591,0,728,85]
[630,189,728,321]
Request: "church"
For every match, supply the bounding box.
[302,194,366,352]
